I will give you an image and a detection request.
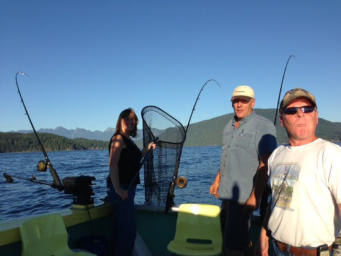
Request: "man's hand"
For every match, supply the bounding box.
[245,196,257,211]
[210,183,220,198]
[210,171,220,198]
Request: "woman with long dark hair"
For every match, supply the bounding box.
[107,108,155,255]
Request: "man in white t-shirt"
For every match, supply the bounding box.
[260,88,341,256]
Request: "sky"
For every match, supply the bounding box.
[1,0,341,132]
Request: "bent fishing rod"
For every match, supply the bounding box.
[274,55,295,125]
[165,79,221,213]
[258,55,295,219]
[5,72,64,190]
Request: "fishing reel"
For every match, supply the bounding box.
[63,176,96,205]
[37,160,47,172]
[3,173,13,183]
[176,176,187,189]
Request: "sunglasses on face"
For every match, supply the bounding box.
[232,98,251,104]
[283,106,315,115]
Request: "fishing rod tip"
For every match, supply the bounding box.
[206,79,221,88]
[16,72,30,77]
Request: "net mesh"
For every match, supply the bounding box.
[141,106,186,207]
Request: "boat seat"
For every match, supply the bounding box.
[167,203,222,256]
[20,213,96,256]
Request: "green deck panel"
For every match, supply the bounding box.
[66,215,114,255]
[136,208,177,255]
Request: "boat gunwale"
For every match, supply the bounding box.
[0,203,112,246]
[0,203,170,247]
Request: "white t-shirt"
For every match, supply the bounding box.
[267,138,341,247]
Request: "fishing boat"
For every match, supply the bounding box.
[0,75,226,255]
[2,73,340,256]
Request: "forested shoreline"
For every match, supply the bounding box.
[0,132,107,153]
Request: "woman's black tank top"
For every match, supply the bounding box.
[108,132,142,185]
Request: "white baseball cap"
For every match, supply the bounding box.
[231,85,255,100]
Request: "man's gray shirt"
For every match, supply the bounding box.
[218,112,277,203]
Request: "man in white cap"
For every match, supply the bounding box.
[260,88,341,256]
[210,85,277,255]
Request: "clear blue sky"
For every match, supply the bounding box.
[1,0,340,132]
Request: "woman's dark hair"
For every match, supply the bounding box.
[115,108,138,137]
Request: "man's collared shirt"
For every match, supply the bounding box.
[218,112,277,203]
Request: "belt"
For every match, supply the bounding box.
[276,240,332,256]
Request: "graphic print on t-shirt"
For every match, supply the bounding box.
[272,163,299,209]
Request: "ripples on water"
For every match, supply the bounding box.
[0,146,221,222]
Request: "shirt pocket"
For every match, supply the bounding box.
[235,132,253,150]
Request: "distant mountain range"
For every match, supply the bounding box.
[11,108,341,147]
[17,127,117,141]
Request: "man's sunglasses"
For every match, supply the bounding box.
[283,106,315,115]
[231,98,251,104]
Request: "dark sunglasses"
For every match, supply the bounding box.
[283,106,315,115]
[231,98,251,104]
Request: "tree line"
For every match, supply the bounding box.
[0,132,108,153]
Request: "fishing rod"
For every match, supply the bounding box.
[185,79,221,135]
[3,172,54,187]
[259,55,295,220]
[274,55,295,125]
[4,73,98,205]
[12,72,63,190]
[165,79,221,213]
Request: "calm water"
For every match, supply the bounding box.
[0,146,221,222]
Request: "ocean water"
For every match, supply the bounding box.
[0,146,221,222]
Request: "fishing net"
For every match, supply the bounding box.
[141,106,186,207]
